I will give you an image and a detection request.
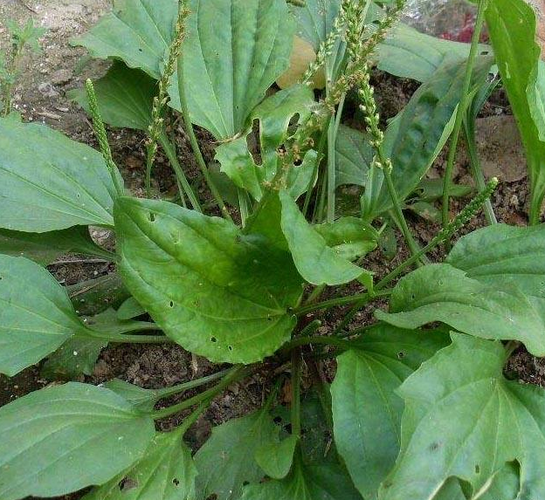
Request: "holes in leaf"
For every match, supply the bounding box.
[148,212,156,222]
[210,336,218,343]
[169,300,174,308]
[248,119,263,165]
[429,442,441,452]
[242,481,250,486]
[118,477,138,492]
[397,351,405,360]
[273,416,283,425]
[475,464,481,474]
[173,478,180,486]
[228,345,233,351]
[293,158,302,166]
[410,294,415,300]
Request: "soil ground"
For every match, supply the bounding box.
[0,2,543,499]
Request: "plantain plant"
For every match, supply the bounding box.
[0,0,544,499]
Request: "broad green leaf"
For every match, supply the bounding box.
[216,85,317,201]
[433,479,467,500]
[118,296,147,320]
[83,429,197,500]
[279,190,363,285]
[289,0,341,51]
[376,263,545,356]
[529,60,545,142]
[255,435,298,480]
[70,62,156,131]
[409,178,473,203]
[478,463,520,500]
[41,336,107,380]
[364,57,492,217]
[0,226,111,265]
[486,0,545,222]
[447,223,545,299]
[334,124,373,187]
[447,223,545,327]
[195,409,279,500]
[114,197,302,364]
[69,273,131,316]
[170,0,296,140]
[105,379,164,412]
[314,216,378,261]
[288,0,354,80]
[331,324,450,499]
[0,382,155,500]
[82,307,156,335]
[0,255,89,376]
[378,334,545,500]
[73,0,177,79]
[0,118,121,232]
[377,23,489,83]
[240,456,361,500]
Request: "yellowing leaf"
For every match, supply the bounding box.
[277,36,325,90]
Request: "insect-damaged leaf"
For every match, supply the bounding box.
[331,324,450,499]
[114,197,302,364]
[0,382,155,500]
[83,429,197,500]
[0,118,121,232]
[378,334,545,500]
[216,85,317,201]
[0,255,90,376]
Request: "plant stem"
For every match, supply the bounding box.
[529,189,544,225]
[285,335,353,350]
[176,57,232,221]
[154,368,233,399]
[383,166,421,258]
[80,329,172,344]
[441,0,488,229]
[305,285,326,305]
[158,132,202,211]
[326,93,346,222]
[237,188,250,226]
[290,348,302,438]
[464,127,497,224]
[294,289,392,316]
[303,121,329,218]
[152,365,248,419]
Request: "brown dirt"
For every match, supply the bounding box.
[0,3,544,500]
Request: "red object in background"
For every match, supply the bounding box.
[440,12,489,43]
